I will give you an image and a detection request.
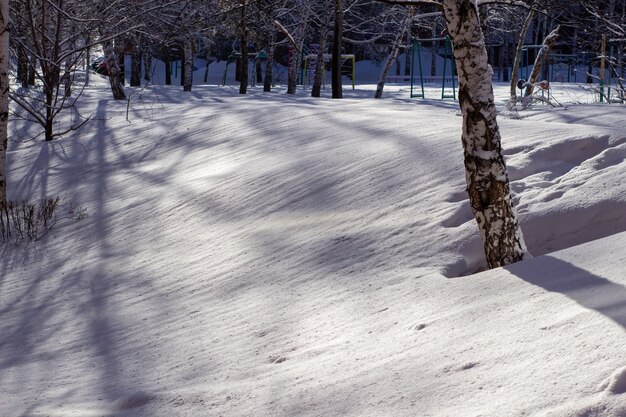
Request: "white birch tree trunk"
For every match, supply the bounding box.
[287,7,310,95]
[375,10,412,99]
[522,26,560,108]
[103,40,126,100]
[0,0,8,208]
[442,0,528,268]
[508,0,537,104]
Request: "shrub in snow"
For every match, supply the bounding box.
[0,198,85,243]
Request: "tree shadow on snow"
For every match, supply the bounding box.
[506,254,626,330]
[0,98,171,417]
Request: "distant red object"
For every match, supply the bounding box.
[91,57,110,76]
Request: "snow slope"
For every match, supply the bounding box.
[1,81,626,417]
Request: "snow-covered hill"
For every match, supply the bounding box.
[2,82,626,416]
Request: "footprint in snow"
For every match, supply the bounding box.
[269,355,287,364]
[458,361,479,371]
[111,391,153,411]
[412,323,427,331]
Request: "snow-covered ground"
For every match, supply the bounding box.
[2,76,626,417]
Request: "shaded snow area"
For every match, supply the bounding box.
[2,82,626,417]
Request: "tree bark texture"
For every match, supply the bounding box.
[204,49,211,83]
[63,60,72,98]
[287,49,301,94]
[332,0,343,99]
[17,46,29,88]
[28,54,36,86]
[287,8,310,95]
[183,37,193,92]
[86,45,91,85]
[442,0,527,268]
[116,41,125,86]
[104,41,126,100]
[0,0,8,208]
[180,49,185,86]
[311,43,328,97]
[404,44,411,75]
[375,10,412,99]
[256,59,263,83]
[143,47,152,81]
[239,0,248,94]
[312,0,331,97]
[164,48,172,85]
[264,34,275,92]
[508,1,537,104]
[524,26,560,99]
[130,47,141,87]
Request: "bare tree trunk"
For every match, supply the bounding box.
[287,51,298,93]
[85,43,91,85]
[17,46,29,88]
[287,8,310,95]
[332,0,343,99]
[143,46,152,82]
[312,0,331,97]
[261,2,277,93]
[28,53,36,86]
[508,0,537,106]
[533,12,543,46]
[63,72,71,97]
[443,0,527,268]
[235,55,241,82]
[130,45,141,87]
[0,0,8,208]
[256,59,262,83]
[287,48,301,94]
[522,26,560,107]
[116,40,125,86]
[180,46,185,86]
[164,47,172,85]
[404,42,411,75]
[431,26,438,76]
[621,0,625,78]
[204,48,211,83]
[239,0,248,94]
[264,34,275,92]
[311,43,328,97]
[183,37,193,92]
[104,40,126,100]
[375,9,412,99]
[63,55,72,97]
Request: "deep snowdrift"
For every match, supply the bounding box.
[1,81,626,417]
